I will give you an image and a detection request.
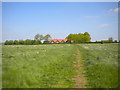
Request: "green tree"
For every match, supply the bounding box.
[84,32,91,42]
[4,40,9,45]
[44,34,51,41]
[24,39,32,45]
[31,40,35,45]
[114,40,117,43]
[9,40,14,45]
[66,32,91,43]
[39,35,44,41]
[34,40,41,45]
[14,40,19,45]
[108,37,113,42]
[19,40,24,45]
[43,41,49,44]
[34,34,40,40]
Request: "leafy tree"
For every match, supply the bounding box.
[114,40,117,43]
[108,37,113,42]
[66,32,91,43]
[43,41,49,44]
[9,40,14,45]
[34,40,41,45]
[19,40,24,45]
[44,34,51,41]
[14,40,19,45]
[4,40,9,45]
[34,34,40,40]
[31,40,35,45]
[39,35,44,41]
[24,39,32,45]
[84,32,91,42]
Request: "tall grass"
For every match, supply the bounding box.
[2,44,118,88]
[78,44,118,88]
[2,44,77,88]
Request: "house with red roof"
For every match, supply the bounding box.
[49,39,73,43]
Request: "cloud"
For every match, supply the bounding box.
[100,24,110,28]
[108,8,120,13]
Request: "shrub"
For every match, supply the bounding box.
[43,41,49,44]
[14,40,19,45]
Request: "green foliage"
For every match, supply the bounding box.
[114,40,117,43]
[44,34,51,41]
[108,37,113,42]
[43,41,50,44]
[34,34,40,40]
[66,32,91,43]
[24,39,32,45]
[39,35,44,41]
[4,40,9,45]
[4,40,14,45]
[19,40,24,45]
[9,40,14,45]
[34,34,51,41]
[34,40,41,45]
[14,40,19,45]
[4,40,41,45]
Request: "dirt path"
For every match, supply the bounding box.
[72,48,86,88]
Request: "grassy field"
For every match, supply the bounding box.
[78,44,118,88]
[2,44,77,88]
[2,44,118,88]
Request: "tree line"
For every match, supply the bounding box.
[4,32,119,45]
[95,37,119,43]
[4,34,51,45]
[66,32,91,43]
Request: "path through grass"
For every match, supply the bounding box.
[2,44,118,88]
[72,47,86,88]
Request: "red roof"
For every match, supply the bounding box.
[50,39,68,43]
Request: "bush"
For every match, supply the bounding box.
[43,41,49,44]
[24,39,32,45]
[8,40,14,45]
[14,40,19,45]
[19,40,24,45]
[4,40,9,45]
[34,40,41,45]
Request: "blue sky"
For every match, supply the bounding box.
[2,2,118,42]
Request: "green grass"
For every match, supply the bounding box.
[2,44,118,88]
[2,44,77,88]
[78,43,118,88]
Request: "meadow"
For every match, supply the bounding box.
[2,44,77,88]
[78,43,118,88]
[2,44,118,88]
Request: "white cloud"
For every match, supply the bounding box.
[100,24,110,28]
[114,8,119,12]
[108,8,120,13]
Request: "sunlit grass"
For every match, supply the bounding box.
[78,44,118,88]
[2,44,76,88]
[2,44,118,88]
